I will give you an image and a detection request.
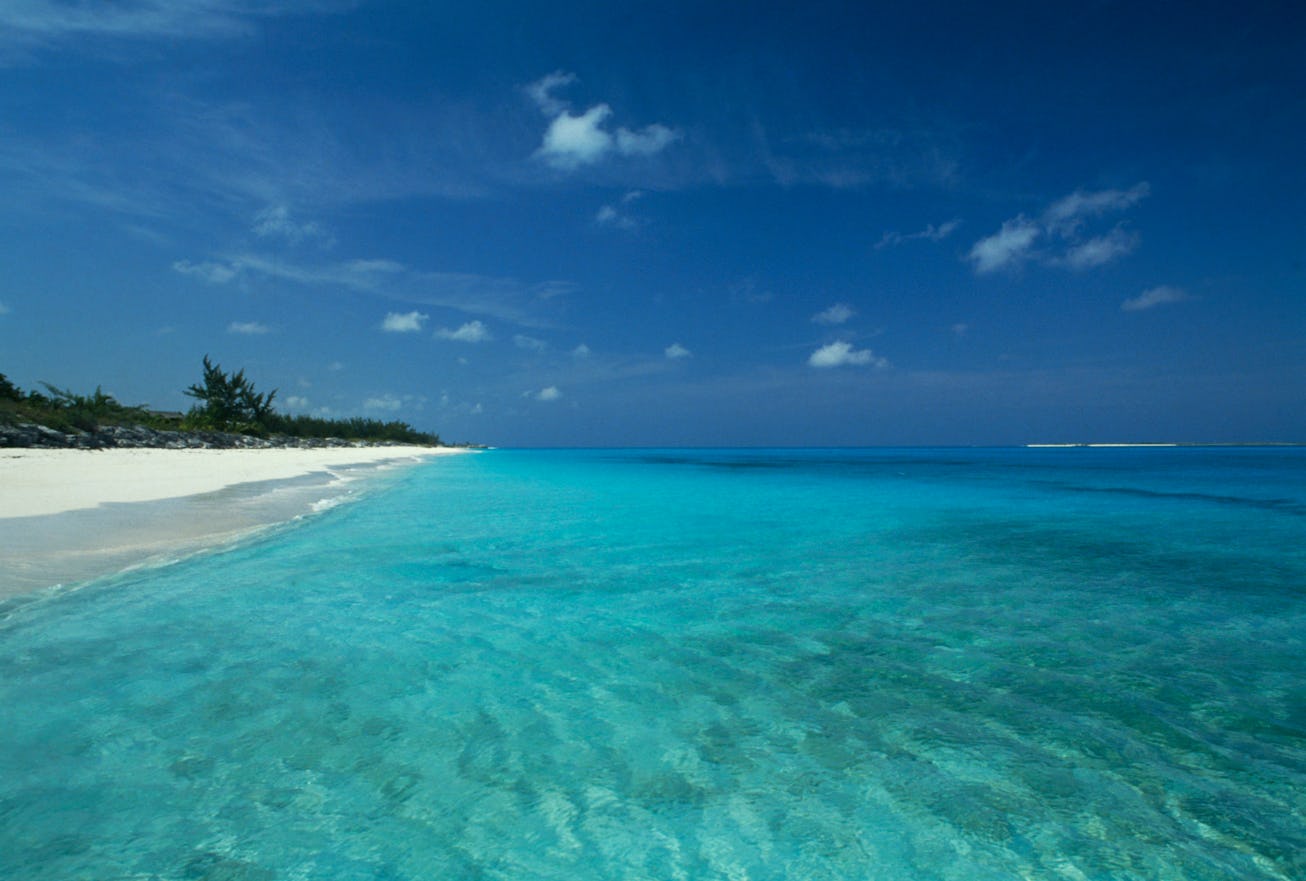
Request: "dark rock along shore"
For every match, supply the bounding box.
[0,422,420,450]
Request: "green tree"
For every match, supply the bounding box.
[0,372,21,401]
[184,356,277,431]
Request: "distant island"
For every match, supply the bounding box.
[0,357,447,450]
[1026,442,1305,448]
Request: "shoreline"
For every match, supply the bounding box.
[0,446,467,598]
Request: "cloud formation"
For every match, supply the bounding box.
[173,259,238,284]
[875,219,961,249]
[528,72,680,170]
[808,341,886,368]
[381,310,428,333]
[363,393,402,412]
[968,218,1041,274]
[253,204,331,245]
[812,303,855,325]
[1045,183,1150,235]
[664,342,692,359]
[0,1,359,53]
[1122,285,1188,312]
[514,334,547,351]
[968,183,1149,274]
[534,386,562,402]
[1061,227,1139,270]
[436,320,492,343]
[227,320,270,334]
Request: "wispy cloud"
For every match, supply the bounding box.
[227,320,270,334]
[436,320,492,343]
[808,341,887,368]
[528,72,680,171]
[758,124,960,190]
[0,1,360,60]
[380,310,428,333]
[1061,227,1139,270]
[595,192,644,230]
[533,386,562,402]
[252,204,332,246]
[812,303,855,325]
[524,71,576,116]
[968,183,1149,274]
[571,343,591,359]
[1045,183,1150,235]
[514,334,547,351]
[363,393,403,412]
[0,301,10,316]
[1122,285,1188,312]
[664,342,692,360]
[875,219,961,249]
[968,218,1041,274]
[173,259,239,284]
[171,253,559,326]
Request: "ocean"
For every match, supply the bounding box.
[2,447,1303,880]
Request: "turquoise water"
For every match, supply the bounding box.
[2,447,1304,880]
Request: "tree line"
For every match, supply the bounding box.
[0,357,441,445]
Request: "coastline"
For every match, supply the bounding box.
[0,446,466,598]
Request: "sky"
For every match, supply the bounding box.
[1,1,1302,446]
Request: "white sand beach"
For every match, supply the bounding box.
[0,446,462,519]
[0,446,466,597]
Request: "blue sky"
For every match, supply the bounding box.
[1,1,1302,446]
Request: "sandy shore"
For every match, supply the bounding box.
[0,446,462,519]
[0,446,466,598]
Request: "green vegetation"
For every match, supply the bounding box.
[0,359,441,445]
[184,355,278,434]
[0,377,167,433]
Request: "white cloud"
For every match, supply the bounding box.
[1045,183,1150,234]
[616,124,680,157]
[1122,285,1188,312]
[435,320,492,343]
[572,343,591,358]
[381,310,428,333]
[1062,227,1139,270]
[284,395,310,410]
[525,70,577,116]
[530,71,679,170]
[537,105,615,170]
[812,303,855,325]
[534,386,562,402]
[173,259,238,284]
[252,204,330,245]
[968,182,1150,275]
[514,334,547,351]
[363,394,403,412]
[665,342,692,360]
[875,218,962,249]
[227,320,270,334]
[0,1,354,50]
[595,203,638,230]
[808,341,887,368]
[967,218,1040,274]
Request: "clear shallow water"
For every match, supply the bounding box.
[2,447,1304,880]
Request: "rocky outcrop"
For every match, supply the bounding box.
[0,422,421,450]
